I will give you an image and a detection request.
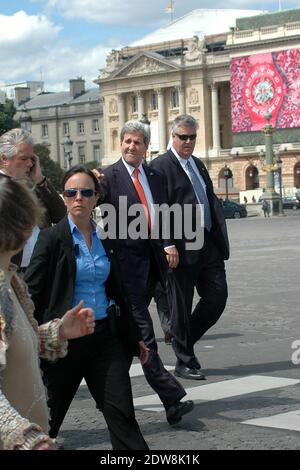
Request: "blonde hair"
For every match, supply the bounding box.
[0,177,44,252]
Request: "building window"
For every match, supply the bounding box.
[151,93,158,110]
[92,119,99,132]
[93,144,101,163]
[78,146,85,164]
[63,122,69,135]
[41,124,48,138]
[220,124,224,149]
[171,89,179,108]
[131,95,138,113]
[112,130,118,151]
[77,122,85,134]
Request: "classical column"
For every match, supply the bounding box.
[117,93,126,128]
[137,91,145,120]
[211,82,220,151]
[157,88,167,154]
[178,86,186,114]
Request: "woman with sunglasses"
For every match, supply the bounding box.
[0,177,95,450]
[24,166,149,450]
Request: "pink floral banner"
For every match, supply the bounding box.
[231,48,300,133]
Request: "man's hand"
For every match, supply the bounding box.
[138,340,150,365]
[92,168,104,182]
[60,300,95,340]
[164,246,179,269]
[29,154,44,184]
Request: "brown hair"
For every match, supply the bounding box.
[0,177,44,253]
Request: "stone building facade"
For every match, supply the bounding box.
[15,79,104,168]
[95,9,300,199]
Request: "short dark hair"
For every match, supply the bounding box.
[62,165,102,196]
[0,177,44,253]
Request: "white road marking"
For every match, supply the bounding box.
[242,409,300,432]
[80,363,174,386]
[133,375,300,412]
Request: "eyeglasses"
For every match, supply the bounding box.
[63,188,96,198]
[175,133,197,142]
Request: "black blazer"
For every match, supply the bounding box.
[100,159,169,288]
[0,173,66,266]
[24,216,140,356]
[150,150,230,265]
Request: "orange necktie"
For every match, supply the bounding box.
[133,168,151,230]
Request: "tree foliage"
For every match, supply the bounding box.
[33,143,65,191]
[84,160,101,171]
[0,100,18,135]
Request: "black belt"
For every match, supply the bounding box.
[94,317,108,333]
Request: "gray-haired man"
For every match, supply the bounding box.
[0,128,66,269]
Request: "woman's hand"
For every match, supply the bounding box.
[60,300,95,341]
[32,440,57,450]
[138,340,149,365]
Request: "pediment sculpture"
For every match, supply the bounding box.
[184,36,206,64]
[127,57,168,76]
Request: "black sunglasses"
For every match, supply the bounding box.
[63,188,96,198]
[175,133,197,142]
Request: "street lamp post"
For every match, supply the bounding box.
[274,151,284,216]
[19,105,32,132]
[63,135,73,169]
[139,113,151,163]
[223,164,230,201]
[260,112,280,215]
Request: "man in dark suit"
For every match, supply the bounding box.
[0,128,66,269]
[151,114,229,380]
[100,120,194,425]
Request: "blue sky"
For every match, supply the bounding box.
[0,0,298,91]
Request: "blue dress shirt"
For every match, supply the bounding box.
[68,216,110,320]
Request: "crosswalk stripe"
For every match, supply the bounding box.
[80,363,174,387]
[133,375,300,412]
[242,410,300,431]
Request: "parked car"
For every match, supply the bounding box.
[282,197,300,210]
[221,200,247,219]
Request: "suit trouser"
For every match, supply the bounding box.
[41,322,148,450]
[171,232,228,368]
[153,281,171,335]
[123,258,186,408]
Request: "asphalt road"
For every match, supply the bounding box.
[57,210,300,451]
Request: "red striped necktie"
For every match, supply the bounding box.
[133,167,151,230]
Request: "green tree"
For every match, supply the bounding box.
[0,99,18,135]
[33,143,65,191]
[84,160,101,170]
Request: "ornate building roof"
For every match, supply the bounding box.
[130,9,265,47]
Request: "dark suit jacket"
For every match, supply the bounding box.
[150,150,230,265]
[100,158,169,290]
[24,216,140,356]
[0,173,66,266]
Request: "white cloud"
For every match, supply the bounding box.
[46,0,300,25]
[0,10,110,90]
[46,0,208,25]
[0,10,61,46]
[43,44,112,91]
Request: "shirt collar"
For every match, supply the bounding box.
[121,157,144,177]
[68,215,96,234]
[171,146,193,168]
